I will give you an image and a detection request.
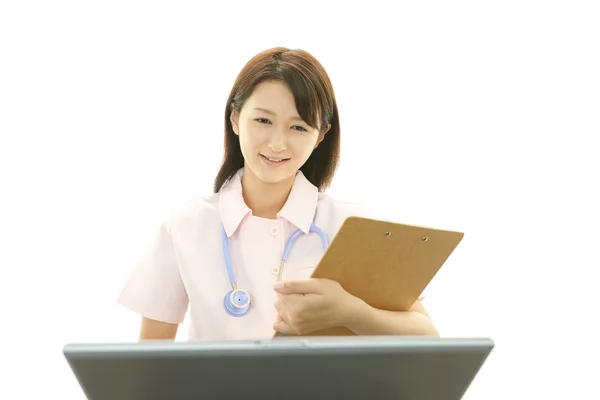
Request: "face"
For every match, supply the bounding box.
[230,80,330,185]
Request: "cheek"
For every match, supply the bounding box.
[238,123,263,150]
[290,134,319,157]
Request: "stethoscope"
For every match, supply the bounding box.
[222,221,329,316]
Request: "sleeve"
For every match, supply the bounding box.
[116,215,189,324]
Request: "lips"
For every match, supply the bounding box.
[260,154,290,165]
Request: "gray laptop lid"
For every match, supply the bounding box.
[64,336,493,400]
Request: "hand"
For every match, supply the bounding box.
[272,278,362,335]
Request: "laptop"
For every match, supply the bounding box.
[63,336,494,400]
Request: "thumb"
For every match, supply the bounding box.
[273,279,323,294]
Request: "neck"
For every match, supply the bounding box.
[241,167,295,219]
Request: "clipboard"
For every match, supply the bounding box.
[274,216,464,337]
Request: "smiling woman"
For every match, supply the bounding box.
[215,47,339,196]
[117,47,437,341]
[228,80,332,217]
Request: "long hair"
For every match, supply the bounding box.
[213,47,341,193]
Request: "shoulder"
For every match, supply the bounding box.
[316,193,370,217]
[163,193,221,234]
[315,193,370,234]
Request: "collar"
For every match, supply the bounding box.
[218,168,319,237]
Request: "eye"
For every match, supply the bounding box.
[292,126,308,132]
[255,118,271,124]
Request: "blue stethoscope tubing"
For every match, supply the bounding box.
[222,221,329,316]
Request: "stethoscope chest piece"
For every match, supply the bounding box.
[224,289,250,316]
[220,219,328,317]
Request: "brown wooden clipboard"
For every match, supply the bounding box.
[274,216,464,337]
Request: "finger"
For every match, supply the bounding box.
[273,313,284,327]
[275,298,298,329]
[273,278,324,295]
[273,319,295,335]
[274,299,288,321]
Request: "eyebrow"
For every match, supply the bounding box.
[253,108,305,122]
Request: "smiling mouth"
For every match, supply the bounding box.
[260,154,290,165]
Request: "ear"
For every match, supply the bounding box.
[230,104,240,136]
[314,123,331,148]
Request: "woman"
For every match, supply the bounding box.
[117,47,439,340]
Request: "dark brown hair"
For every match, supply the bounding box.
[213,47,341,193]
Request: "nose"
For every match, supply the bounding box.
[268,128,288,152]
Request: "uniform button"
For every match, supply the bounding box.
[271,266,280,275]
[270,226,279,235]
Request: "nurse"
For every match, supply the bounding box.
[117,47,439,340]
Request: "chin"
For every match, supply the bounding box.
[247,161,297,185]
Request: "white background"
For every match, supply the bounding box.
[1,1,599,399]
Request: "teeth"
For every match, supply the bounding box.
[267,157,283,162]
